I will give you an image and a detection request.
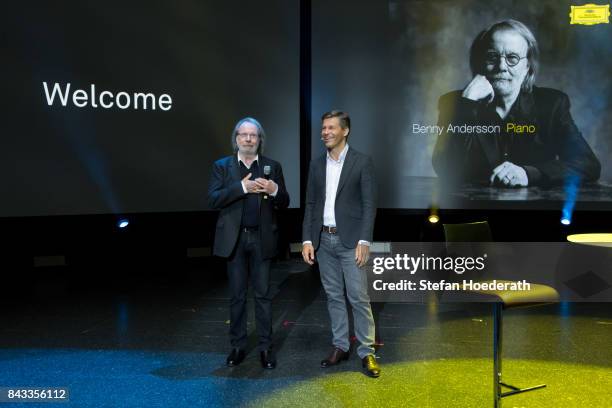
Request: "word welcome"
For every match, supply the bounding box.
[43,82,172,111]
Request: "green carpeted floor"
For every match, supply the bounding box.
[250,358,611,407]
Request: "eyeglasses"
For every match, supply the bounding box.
[484,52,527,67]
[237,132,258,139]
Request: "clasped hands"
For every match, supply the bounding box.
[242,172,277,194]
[490,161,528,187]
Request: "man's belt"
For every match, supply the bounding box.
[242,226,259,232]
[322,225,337,234]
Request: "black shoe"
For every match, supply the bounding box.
[321,347,350,368]
[226,348,246,367]
[260,349,276,369]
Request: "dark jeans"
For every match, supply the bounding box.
[227,228,272,351]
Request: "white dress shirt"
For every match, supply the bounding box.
[323,143,349,227]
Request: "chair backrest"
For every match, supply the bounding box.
[443,221,492,242]
[443,221,495,283]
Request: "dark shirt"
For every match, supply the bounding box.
[432,86,601,187]
[239,159,261,227]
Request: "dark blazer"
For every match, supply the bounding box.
[208,155,290,259]
[302,147,377,250]
[432,86,601,186]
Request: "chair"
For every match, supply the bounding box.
[443,221,559,408]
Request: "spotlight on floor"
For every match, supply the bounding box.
[561,175,579,227]
[117,218,129,229]
[428,207,439,224]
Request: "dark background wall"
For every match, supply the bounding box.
[1,2,300,217]
[1,1,611,287]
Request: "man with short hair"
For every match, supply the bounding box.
[208,117,289,369]
[302,110,380,377]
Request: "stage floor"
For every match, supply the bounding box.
[1,259,611,407]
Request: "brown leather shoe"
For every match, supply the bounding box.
[362,355,381,377]
[320,347,349,367]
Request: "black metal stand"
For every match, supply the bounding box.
[493,302,546,408]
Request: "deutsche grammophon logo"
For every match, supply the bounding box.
[570,4,610,25]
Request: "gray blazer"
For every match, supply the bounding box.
[208,155,290,258]
[302,147,377,250]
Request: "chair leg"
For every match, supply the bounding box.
[493,302,502,408]
[492,302,546,408]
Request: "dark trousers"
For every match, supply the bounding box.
[227,229,272,351]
